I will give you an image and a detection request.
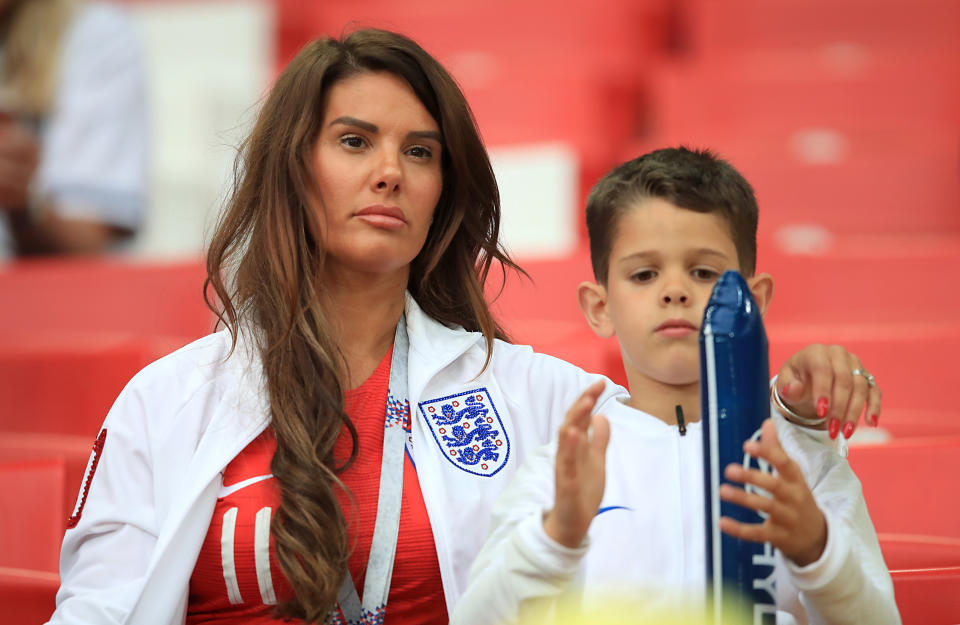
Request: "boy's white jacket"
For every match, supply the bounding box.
[47,294,625,625]
[451,401,901,625]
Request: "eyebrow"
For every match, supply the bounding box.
[689,248,730,260]
[618,248,731,263]
[328,116,443,143]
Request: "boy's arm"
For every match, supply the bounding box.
[449,440,587,625]
[450,383,609,625]
[723,413,901,625]
[778,414,901,625]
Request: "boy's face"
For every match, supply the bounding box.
[584,197,751,388]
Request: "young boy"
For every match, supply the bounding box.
[450,148,899,625]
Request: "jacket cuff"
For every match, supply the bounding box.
[783,508,850,591]
[511,513,589,581]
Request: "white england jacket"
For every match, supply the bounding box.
[451,401,901,625]
[48,294,626,625]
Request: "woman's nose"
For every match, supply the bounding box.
[372,151,402,193]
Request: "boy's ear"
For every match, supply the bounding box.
[577,281,615,339]
[747,272,775,318]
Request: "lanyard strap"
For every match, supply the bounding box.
[330,316,409,625]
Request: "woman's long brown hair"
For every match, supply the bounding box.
[205,29,522,621]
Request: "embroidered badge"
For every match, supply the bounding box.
[418,388,509,477]
[67,428,107,529]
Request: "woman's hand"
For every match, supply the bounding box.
[543,380,610,549]
[775,343,882,439]
[718,418,828,567]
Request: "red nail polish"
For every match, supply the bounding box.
[828,417,839,439]
[843,422,854,438]
[817,397,829,419]
[871,414,880,427]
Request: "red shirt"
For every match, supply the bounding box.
[187,347,448,624]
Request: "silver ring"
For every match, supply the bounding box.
[851,368,876,387]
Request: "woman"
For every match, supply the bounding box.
[49,29,876,625]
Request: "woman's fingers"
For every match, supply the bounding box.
[866,382,883,427]
[776,344,883,435]
[837,354,867,437]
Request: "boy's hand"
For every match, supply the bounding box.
[718,418,828,567]
[776,344,882,439]
[543,380,610,549]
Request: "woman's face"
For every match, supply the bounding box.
[312,71,443,282]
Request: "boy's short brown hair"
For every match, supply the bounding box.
[585,147,759,284]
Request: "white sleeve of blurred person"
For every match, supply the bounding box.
[9,2,147,256]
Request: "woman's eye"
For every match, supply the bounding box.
[340,135,366,149]
[407,145,433,159]
[692,268,720,281]
[630,270,656,283]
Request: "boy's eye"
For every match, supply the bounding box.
[630,270,657,283]
[339,135,367,149]
[692,268,720,281]
[406,145,433,159]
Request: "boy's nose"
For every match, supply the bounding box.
[661,281,690,305]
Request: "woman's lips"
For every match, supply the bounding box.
[355,205,406,230]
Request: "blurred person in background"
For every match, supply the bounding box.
[0,0,146,258]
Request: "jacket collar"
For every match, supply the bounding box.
[404,292,485,400]
[204,293,483,443]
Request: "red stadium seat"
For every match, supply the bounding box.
[0,433,97,520]
[880,534,960,571]
[647,46,960,135]
[632,39,960,237]
[310,0,669,82]
[760,239,960,327]
[683,0,960,55]
[488,247,594,331]
[847,437,960,539]
[0,333,180,438]
[630,126,960,236]
[0,258,212,343]
[0,566,59,625]
[881,534,960,624]
[862,409,960,440]
[890,566,960,625]
[0,459,66,572]
[487,246,627,383]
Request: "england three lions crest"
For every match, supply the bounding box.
[418,388,510,477]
